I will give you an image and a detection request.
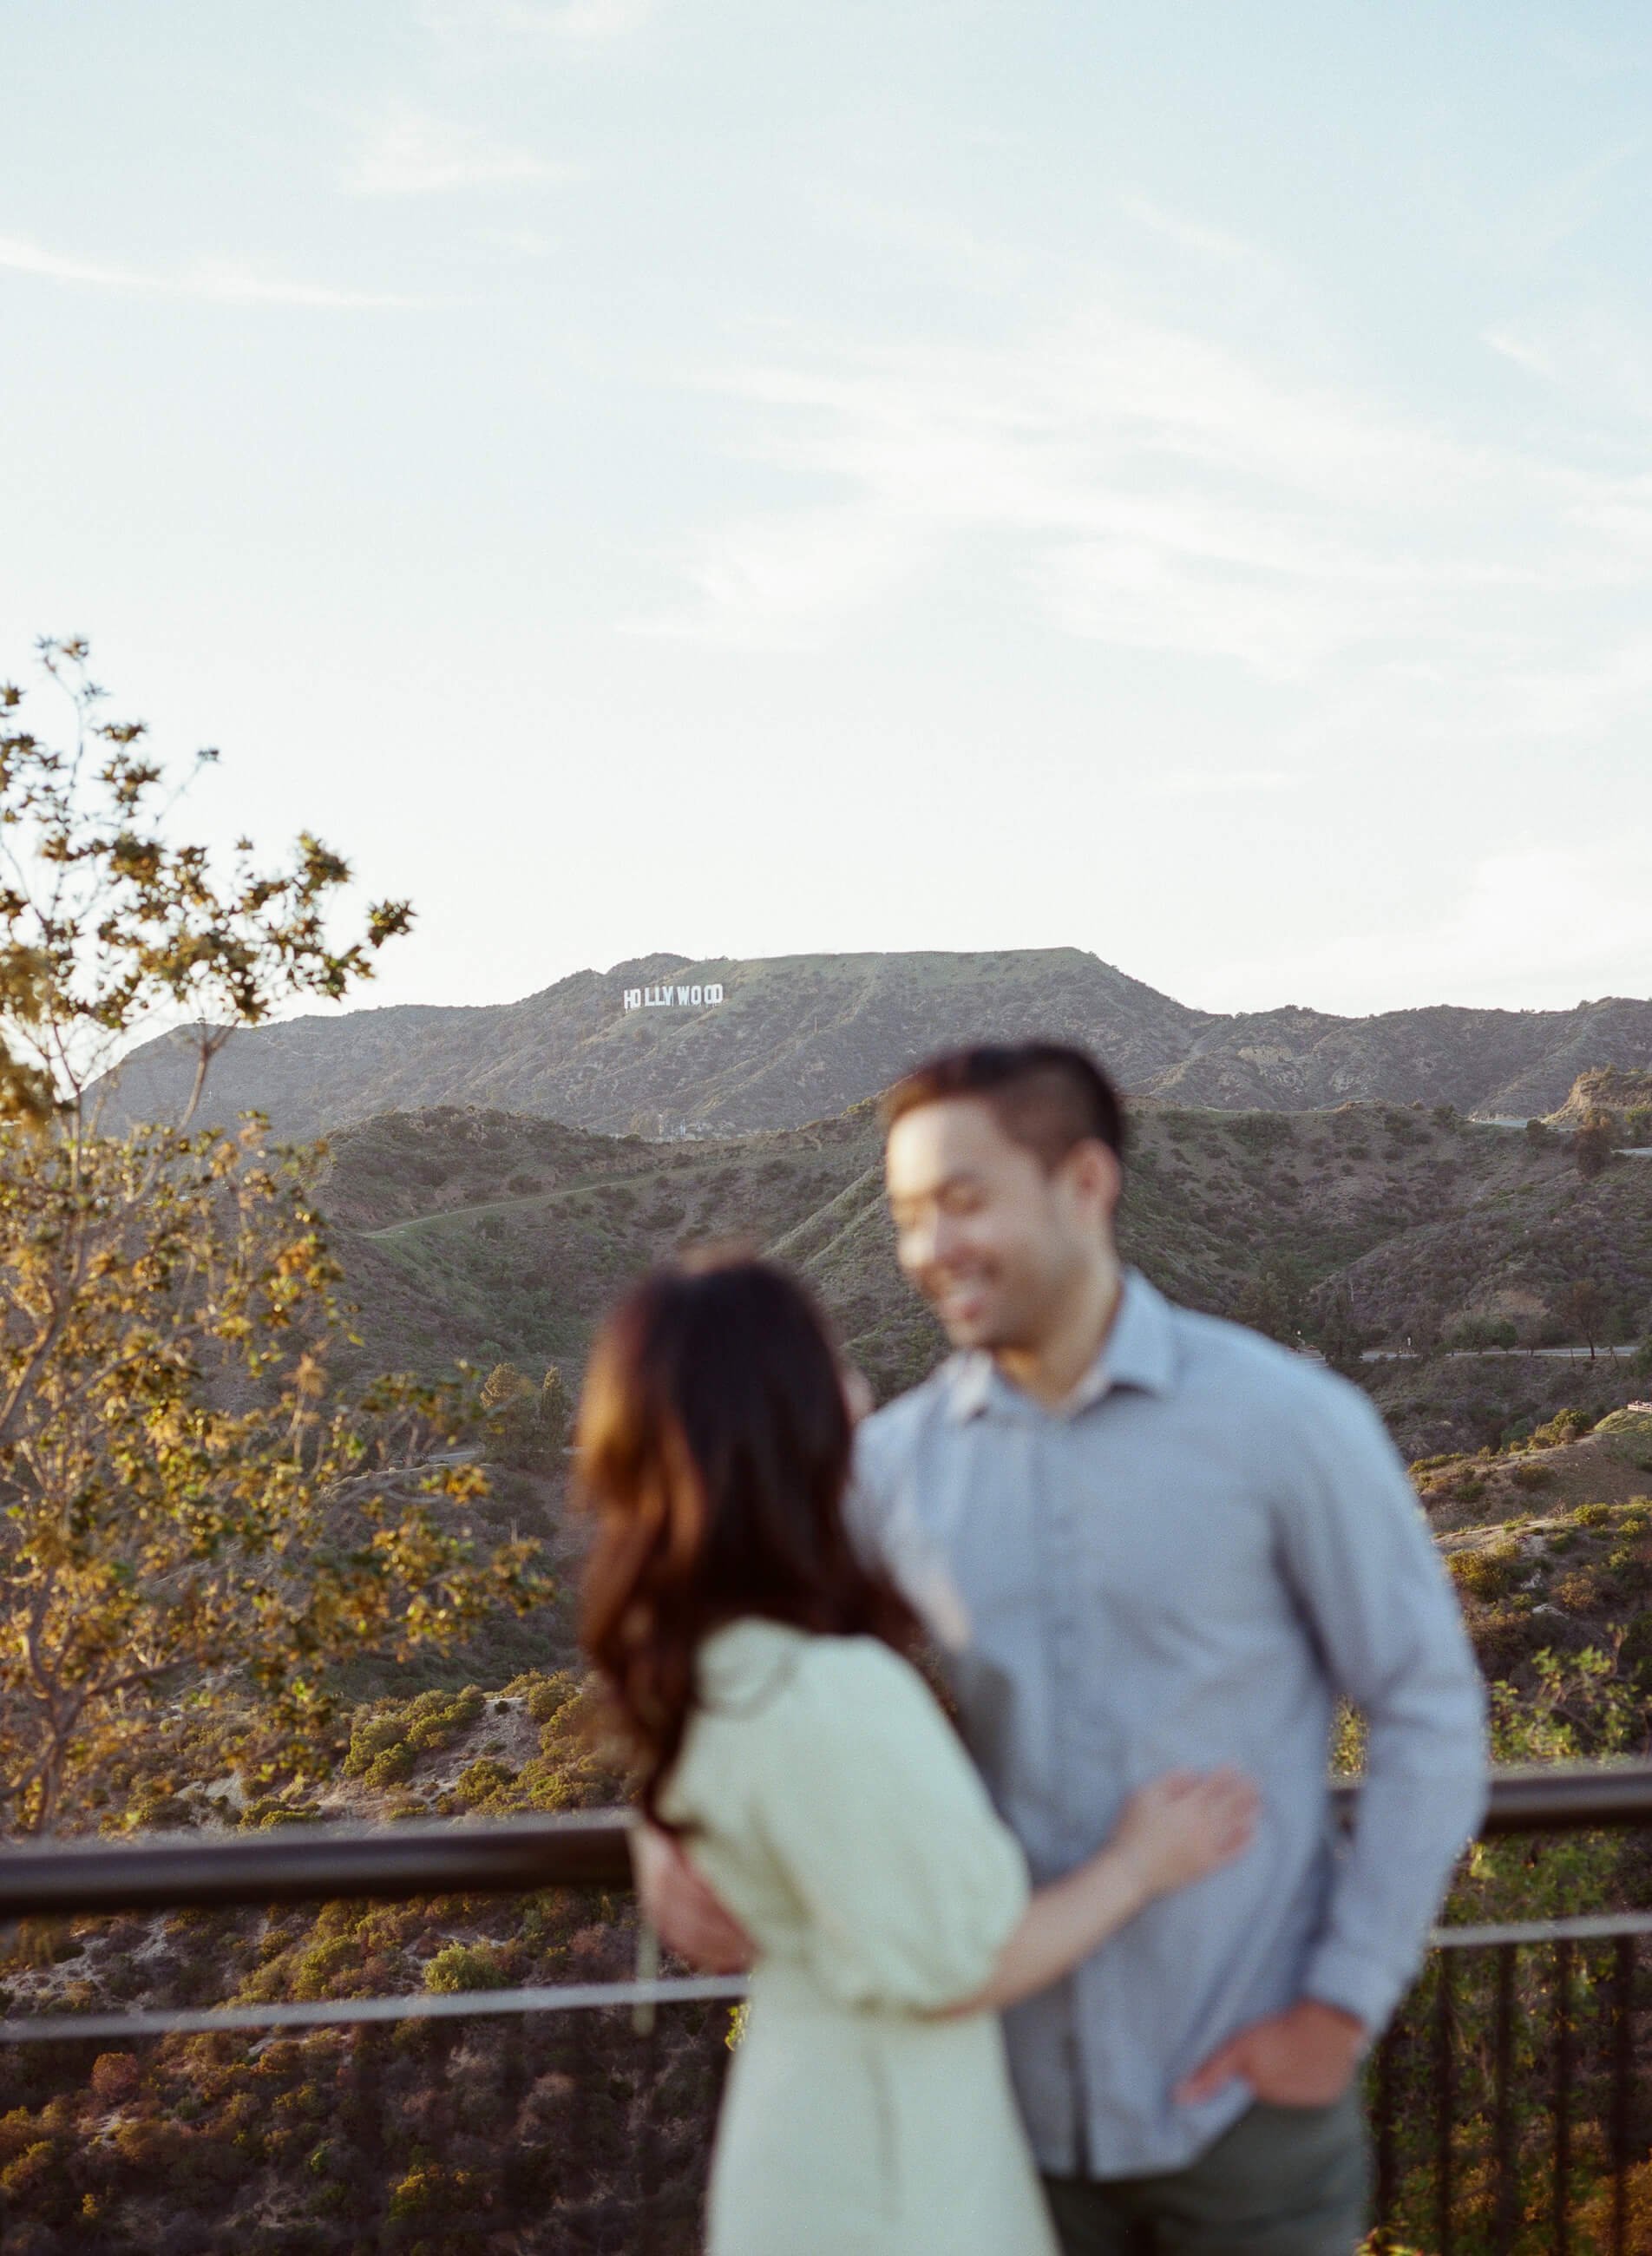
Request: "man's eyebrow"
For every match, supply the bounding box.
[887,1168,982,1207]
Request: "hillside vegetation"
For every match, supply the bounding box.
[102,948,1652,1141]
[320,1095,1652,1456]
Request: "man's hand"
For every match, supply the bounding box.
[1176,1999,1365,2108]
[632,1823,755,1975]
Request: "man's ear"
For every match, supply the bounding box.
[1064,1139,1123,1225]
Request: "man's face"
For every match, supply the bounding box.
[884,1097,1115,1352]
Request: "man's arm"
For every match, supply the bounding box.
[631,1824,755,1975]
[1183,1374,1486,2105]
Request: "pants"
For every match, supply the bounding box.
[1042,2092,1370,2256]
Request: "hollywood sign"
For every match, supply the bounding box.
[623,982,725,1012]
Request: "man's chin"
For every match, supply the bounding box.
[936,1308,1001,1352]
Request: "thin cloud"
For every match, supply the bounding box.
[0,233,424,308]
[418,0,653,43]
[346,104,573,196]
[633,505,930,651]
[1144,768,1293,799]
[643,303,1652,698]
[1486,305,1652,422]
[1119,193,1282,278]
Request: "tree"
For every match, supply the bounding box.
[0,643,547,1833]
[1310,1287,1368,1379]
[540,1366,572,1452]
[1233,1255,1310,1348]
[481,1363,572,1473]
[1558,1278,1609,1361]
[480,1361,533,1412]
[1575,1112,1613,1182]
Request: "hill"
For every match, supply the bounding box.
[101,950,1652,1140]
[1547,1066,1652,1136]
[1419,1412,1652,1697]
[320,1097,1652,1455]
[1144,997,1652,1117]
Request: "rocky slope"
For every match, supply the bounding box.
[102,951,1652,1141]
[1547,1066,1652,1132]
[1421,1412,1652,1693]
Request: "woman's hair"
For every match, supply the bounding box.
[577,1255,921,1824]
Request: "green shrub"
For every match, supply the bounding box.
[453,1757,517,1808]
[1531,1408,1594,1449]
[390,2160,481,2220]
[1551,1564,1624,1613]
[423,1942,508,1995]
[1448,1544,1523,1601]
[502,1669,579,1727]
[344,1686,485,1790]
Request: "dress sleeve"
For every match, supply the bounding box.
[749,1635,1030,2013]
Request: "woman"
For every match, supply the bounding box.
[579,1256,1255,2256]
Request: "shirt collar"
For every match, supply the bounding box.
[943,1269,1177,1423]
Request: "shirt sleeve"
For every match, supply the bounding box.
[1276,1375,1488,2035]
[749,1635,1031,2014]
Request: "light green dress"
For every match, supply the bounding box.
[660,1618,1060,2256]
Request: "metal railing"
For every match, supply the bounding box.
[2,1765,1651,2253]
[1376,1915,1652,2256]
[3,1761,1648,1931]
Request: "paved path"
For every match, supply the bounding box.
[1358,1344,1640,1363]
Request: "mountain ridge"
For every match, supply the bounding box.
[101,948,1652,1142]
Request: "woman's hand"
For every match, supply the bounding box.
[1111,1768,1258,1900]
[935,1767,1258,2018]
[632,1823,756,1975]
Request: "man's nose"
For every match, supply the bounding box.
[900,1212,942,1272]
[926,1212,970,1269]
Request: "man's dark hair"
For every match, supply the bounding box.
[879,1042,1127,1171]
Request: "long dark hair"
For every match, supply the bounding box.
[577,1256,921,1824]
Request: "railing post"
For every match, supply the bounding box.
[1554,1936,1574,2256]
[1492,1944,1516,2256]
[1433,1952,1456,2256]
[1373,2024,1399,2233]
[1611,1933,1634,2256]
[500,2010,528,2215]
[349,2019,387,2253]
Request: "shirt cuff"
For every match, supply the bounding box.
[1301,1939,1402,2039]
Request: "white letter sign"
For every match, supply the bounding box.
[622,980,726,1013]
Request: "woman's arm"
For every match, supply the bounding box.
[936,1768,1256,2017]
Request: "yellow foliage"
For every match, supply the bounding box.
[0,643,549,1835]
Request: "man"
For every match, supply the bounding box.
[641,1042,1486,2255]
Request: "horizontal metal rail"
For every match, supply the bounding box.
[5,1762,1652,1924]
[17,1907,1652,2052]
[1457,1761,1652,1836]
[0,1973,750,2047]
[0,1807,636,1919]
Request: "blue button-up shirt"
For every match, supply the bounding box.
[852,1270,1487,2177]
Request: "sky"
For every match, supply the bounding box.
[3,1,1651,1023]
